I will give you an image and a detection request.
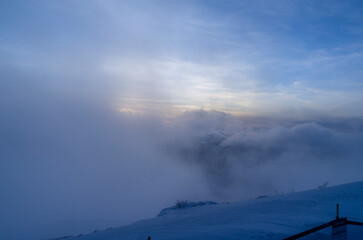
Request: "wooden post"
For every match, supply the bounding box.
[336,203,339,220]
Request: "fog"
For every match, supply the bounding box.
[166,110,363,199]
[0,67,209,239]
[1,68,363,240]
[2,0,363,239]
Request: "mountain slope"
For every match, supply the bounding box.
[63,181,363,240]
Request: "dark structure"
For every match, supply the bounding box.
[284,204,363,240]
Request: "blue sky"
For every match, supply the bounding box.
[2,0,363,119]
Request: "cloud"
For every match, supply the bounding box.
[1,65,363,240]
[164,110,363,200]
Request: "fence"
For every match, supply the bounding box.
[283,204,363,240]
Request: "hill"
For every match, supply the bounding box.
[61,181,363,240]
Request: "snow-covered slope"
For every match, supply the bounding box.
[62,181,363,240]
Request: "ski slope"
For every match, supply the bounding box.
[62,181,363,240]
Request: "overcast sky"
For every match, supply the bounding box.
[1,1,363,240]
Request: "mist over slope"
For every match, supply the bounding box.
[62,181,363,240]
[1,72,363,239]
[1,78,363,239]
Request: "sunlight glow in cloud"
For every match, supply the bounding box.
[102,56,363,118]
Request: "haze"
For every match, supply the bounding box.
[1,1,363,239]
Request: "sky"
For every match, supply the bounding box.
[1,0,363,239]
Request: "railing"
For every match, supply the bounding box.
[283,204,363,240]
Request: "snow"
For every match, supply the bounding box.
[60,181,363,240]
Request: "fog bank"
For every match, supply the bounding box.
[1,75,363,240]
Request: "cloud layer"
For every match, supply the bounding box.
[1,71,363,240]
[165,111,363,199]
